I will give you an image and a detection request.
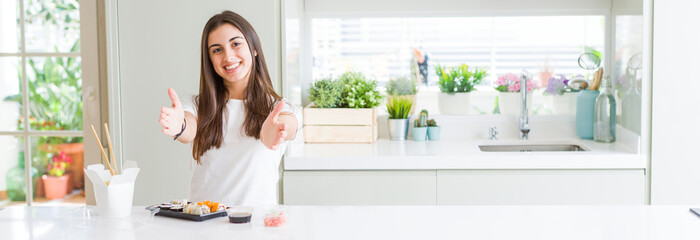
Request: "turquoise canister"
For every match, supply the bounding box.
[576,90,600,139]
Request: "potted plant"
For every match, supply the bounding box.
[494,73,534,115]
[304,71,383,143]
[436,64,487,115]
[544,74,577,115]
[386,96,413,140]
[385,76,418,114]
[412,110,429,141]
[427,119,441,141]
[42,151,71,200]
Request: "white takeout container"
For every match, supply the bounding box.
[84,161,139,218]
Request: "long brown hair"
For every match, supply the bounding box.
[193,10,281,163]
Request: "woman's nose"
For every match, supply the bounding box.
[224,50,236,62]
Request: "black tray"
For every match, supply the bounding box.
[146,205,227,222]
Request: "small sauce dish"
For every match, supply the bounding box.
[226,206,253,224]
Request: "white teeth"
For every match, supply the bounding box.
[225,63,240,70]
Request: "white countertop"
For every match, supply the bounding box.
[284,138,645,170]
[2,205,697,240]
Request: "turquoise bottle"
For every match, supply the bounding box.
[594,76,616,142]
[5,152,39,201]
[576,89,600,139]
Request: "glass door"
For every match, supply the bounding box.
[0,0,85,207]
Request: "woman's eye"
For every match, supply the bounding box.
[212,48,221,54]
[233,42,242,47]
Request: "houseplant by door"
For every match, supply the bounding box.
[495,73,534,115]
[386,95,413,140]
[43,151,71,200]
[436,64,487,115]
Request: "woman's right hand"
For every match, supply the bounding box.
[159,88,185,137]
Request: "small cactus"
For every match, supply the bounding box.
[427,119,437,127]
[417,109,428,127]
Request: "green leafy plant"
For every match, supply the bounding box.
[386,96,413,119]
[338,71,383,108]
[414,110,429,127]
[308,77,343,108]
[436,64,487,93]
[386,76,418,96]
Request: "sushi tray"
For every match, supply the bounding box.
[146,200,227,222]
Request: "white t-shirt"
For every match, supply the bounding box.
[183,97,301,206]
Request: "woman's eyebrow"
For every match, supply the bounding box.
[208,36,244,50]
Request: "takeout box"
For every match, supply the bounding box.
[84,160,139,218]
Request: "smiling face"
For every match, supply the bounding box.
[207,23,255,87]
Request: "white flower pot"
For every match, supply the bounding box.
[438,92,471,115]
[498,92,532,115]
[552,92,577,115]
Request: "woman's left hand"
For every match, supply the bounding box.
[260,102,287,150]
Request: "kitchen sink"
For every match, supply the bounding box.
[479,144,588,152]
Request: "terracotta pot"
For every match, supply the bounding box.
[43,175,69,200]
[38,143,84,193]
[58,143,84,190]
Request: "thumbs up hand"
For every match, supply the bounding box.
[260,101,287,150]
[159,88,186,137]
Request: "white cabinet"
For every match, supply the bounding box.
[283,169,645,205]
[283,171,436,205]
[436,170,645,205]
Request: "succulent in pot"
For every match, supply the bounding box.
[412,110,429,141]
[427,119,441,141]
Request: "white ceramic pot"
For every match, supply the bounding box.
[552,92,577,115]
[438,92,471,115]
[498,92,532,115]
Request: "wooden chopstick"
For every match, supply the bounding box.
[104,123,118,175]
[90,124,115,176]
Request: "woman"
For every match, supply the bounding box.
[158,10,300,206]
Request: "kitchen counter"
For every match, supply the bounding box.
[284,138,645,170]
[2,205,697,240]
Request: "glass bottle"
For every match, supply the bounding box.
[594,76,617,143]
[6,152,39,201]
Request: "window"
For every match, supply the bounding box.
[0,0,84,206]
[310,16,605,115]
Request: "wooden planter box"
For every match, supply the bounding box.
[303,105,378,143]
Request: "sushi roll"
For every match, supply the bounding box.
[183,203,197,214]
[169,205,183,212]
[158,203,173,210]
[189,205,210,215]
[172,199,188,206]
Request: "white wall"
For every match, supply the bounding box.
[115,0,280,204]
[650,0,700,204]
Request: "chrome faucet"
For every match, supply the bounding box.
[519,70,530,140]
